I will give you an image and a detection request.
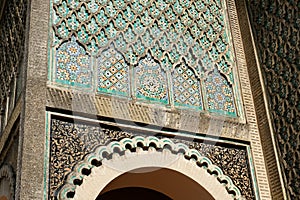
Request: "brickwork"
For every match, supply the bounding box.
[228,1,271,199]
[238,5,285,198]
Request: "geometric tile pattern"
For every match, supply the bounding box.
[51,0,240,116]
[173,64,202,109]
[56,36,91,87]
[205,69,236,116]
[97,45,129,96]
[51,0,235,83]
[135,54,168,103]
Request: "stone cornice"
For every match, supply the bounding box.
[46,86,250,141]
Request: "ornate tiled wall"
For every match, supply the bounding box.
[48,0,243,117]
[44,0,276,199]
[247,0,300,199]
[0,0,280,199]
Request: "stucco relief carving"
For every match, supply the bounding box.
[48,117,254,199]
[58,136,244,200]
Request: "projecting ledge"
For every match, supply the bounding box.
[46,86,250,141]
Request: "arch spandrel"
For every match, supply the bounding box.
[57,136,244,200]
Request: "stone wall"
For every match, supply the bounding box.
[16,0,49,199]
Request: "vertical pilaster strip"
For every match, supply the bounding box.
[235,0,286,199]
[227,0,272,199]
[17,0,50,199]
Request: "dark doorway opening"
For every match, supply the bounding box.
[96,167,215,200]
[97,187,172,200]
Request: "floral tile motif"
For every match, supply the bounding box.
[56,36,91,87]
[205,69,236,115]
[135,54,168,103]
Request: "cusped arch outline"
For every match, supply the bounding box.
[58,136,245,200]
